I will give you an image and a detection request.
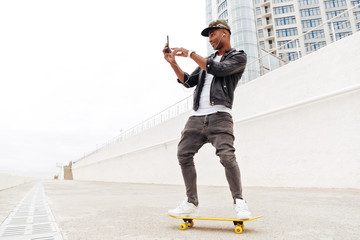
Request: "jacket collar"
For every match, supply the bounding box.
[212,48,236,58]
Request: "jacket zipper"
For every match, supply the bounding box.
[209,53,227,106]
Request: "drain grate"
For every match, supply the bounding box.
[0,183,64,240]
[30,236,58,240]
[1,226,26,237]
[9,218,27,225]
[34,216,51,224]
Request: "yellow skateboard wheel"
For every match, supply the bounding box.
[186,221,194,227]
[235,226,243,234]
[179,223,187,230]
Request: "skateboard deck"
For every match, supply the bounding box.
[168,214,263,234]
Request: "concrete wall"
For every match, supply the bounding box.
[73,32,360,189]
[64,163,73,180]
[0,173,35,191]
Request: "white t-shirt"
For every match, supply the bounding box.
[192,55,232,116]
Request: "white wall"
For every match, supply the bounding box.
[0,173,36,191]
[73,32,360,189]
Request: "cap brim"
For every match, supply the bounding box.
[201,27,231,37]
[201,27,219,37]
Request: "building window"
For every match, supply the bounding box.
[273,0,293,3]
[289,52,301,60]
[257,18,263,26]
[300,7,321,17]
[232,32,244,43]
[276,27,298,37]
[326,10,349,19]
[279,51,301,61]
[278,39,300,49]
[354,11,360,20]
[337,32,352,39]
[298,0,319,6]
[258,29,264,38]
[330,32,352,41]
[352,0,360,20]
[302,18,322,28]
[274,5,295,14]
[218,0,227,13]
[328,20,351,30]
[324,0,347,9]
[219,9,228,19]
[260,41,265,49]
[304,29,325,39]
[305,41,327,52]
[256,7,261,15]
[351,0,360,6]
[275,16,297,26]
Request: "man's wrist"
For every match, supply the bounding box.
[187,50,196,59]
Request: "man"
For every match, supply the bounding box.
[163,20,251,219]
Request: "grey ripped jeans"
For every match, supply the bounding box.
[177,111,243,206]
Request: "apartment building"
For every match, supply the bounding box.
[254,0,360,62]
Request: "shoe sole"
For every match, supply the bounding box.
[168,211,199,218]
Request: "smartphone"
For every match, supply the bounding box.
[165,35,170,53]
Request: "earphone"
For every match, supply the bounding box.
[214,33,225,49]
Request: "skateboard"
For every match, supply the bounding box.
[168,214,263,234]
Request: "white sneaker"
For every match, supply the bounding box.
[168,199,199,217]
[234,199,252,219]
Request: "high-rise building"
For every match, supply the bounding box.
[254,0,360,62]
[205,0,260,84]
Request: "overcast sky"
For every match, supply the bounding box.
[0,0,207,178]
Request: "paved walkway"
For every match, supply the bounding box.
[0,181,359,240]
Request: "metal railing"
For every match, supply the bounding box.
[74,96,193,161]
[74,2,360,163]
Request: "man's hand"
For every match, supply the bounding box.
[172,47,189,58]
[162,44,207,81]
[163,44,185,82]
[173,47,207,71]
[163,44,176,65]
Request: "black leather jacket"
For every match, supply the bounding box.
[178,48,247,111]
